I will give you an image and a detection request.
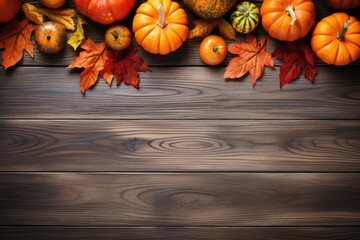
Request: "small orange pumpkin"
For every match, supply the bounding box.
[199,35,227,66]
[105,25,132,52]
[34,22,67,54]
[260,0,316,41]
[132,0,189,55]
[0,0,21,23]
[73,0,136,25]
[324,0,360,10]
[311,13,360,66]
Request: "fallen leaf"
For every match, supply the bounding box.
[273,38,318,88]
[22,3,76,30]
[218,18,236,40]
[0,19,37,70]
[101,47,151,89]
[188,19,219,39]
[68,38,109,93]
[224,34,274,87]
[67,17,87,50]
[188,18,236,40]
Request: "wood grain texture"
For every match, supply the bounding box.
[1,227,360,240]
[0,173,359,226]
[0,0,359,238]
[1,120,359,171]
[1,66,359,119]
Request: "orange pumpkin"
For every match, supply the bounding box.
[34,21,67,54]
[324,0,360,10]
[260,0,316,41]
[181,0,237,20]
[105,25,132,52]
[73,0,136,25]
[199,35,227,65]
[311,13,360,66]
[0,0,21,23]
[40,0,67,9]
[133,0,189,55]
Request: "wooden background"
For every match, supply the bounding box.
[1,0,360,239]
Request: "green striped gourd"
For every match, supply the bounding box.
[231,1,260,34]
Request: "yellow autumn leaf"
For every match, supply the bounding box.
[188,18,236,40]
[218,18,236,40]
[188,19,219,39]
[22,3,44,25]
[22,3,76,30]
[67,17,87,50]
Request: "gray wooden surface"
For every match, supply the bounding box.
[0,0,359,239]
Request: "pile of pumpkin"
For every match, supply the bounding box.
[1,0,359,66]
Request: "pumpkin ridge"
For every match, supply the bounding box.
[344,41,359,62]
[331,41,340,64]
[344,37,360,48]
[159,28,170,54]
[136,25,156,46]
[334,15,348,30]
[106,0,117,23]
[167,24,186,42]
[269,15,288,32]
[146,1,160,17]
[167,10,188,25]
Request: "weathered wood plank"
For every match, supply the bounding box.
[1,66,359,119]
[0,173,359,226]
[1,227,360,240]
[7,0,359,67]
[1,120,359,171]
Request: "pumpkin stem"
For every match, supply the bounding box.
[213,46,222,53]
[285,6,297,26]
[157,4,168,28]
[336,19,350,41]
[111,31,119,40]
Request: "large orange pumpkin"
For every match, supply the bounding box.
[181,0,237,20]
[324,0,360,10]
[260,0,316,41]
[0,0,21,23]
[311,13,360,66]
[73,0,136,25]
[133,0,189,55]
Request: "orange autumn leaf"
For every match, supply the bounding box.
[0,19,36,70]
[218,18,236,40]
[22,3,76,30]
[224,34,274,87]
[68,38,109,93]
[188,18,236,40]
[188,19,219,39]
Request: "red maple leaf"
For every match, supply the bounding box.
[273,38,318,88]
[101,47,151,89]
